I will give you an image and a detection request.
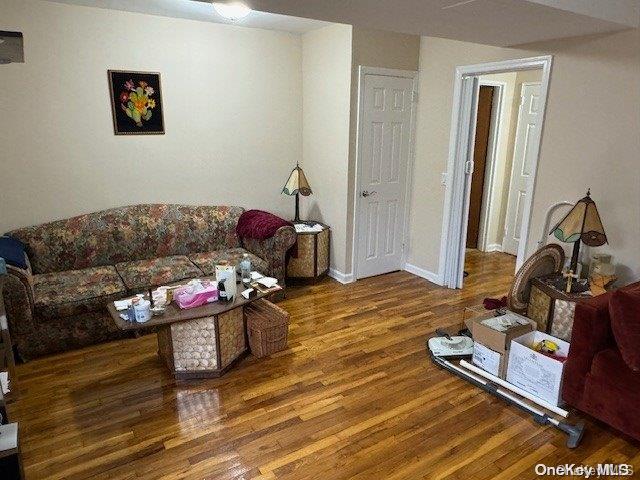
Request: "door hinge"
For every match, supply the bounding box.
[412,91,418,103]
[464,160,474,175]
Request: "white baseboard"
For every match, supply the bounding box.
[403,263,443,285]
[486,243,503,253]
[328,268,355,284]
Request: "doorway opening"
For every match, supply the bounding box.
[440,56,552,288]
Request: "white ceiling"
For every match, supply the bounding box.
[45,0,640,45]
[237,0,640,46]
[44,0,332,34]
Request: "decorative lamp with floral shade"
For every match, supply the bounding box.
[549,189,608,292]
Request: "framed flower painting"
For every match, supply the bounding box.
[108,70,165,135]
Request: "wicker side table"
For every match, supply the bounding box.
[286,223,330,284]
[157,306,248,380]
[527,275,592,341]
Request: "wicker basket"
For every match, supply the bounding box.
[245,299,290,358]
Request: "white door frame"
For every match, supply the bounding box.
[439,55,553,288]
[475,80,506,253]
[351,66,419,280]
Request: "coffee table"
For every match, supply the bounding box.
[107,281,270,379]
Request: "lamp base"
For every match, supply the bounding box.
[294,193,300,223]
[548,274,590,294]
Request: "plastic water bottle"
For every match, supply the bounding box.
[240,253,252,285]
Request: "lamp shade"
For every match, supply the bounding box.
[550,190,607,247]
[282,165,312,196]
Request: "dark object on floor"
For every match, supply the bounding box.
[562,281,640,442]
[463,271,469,277]
[428,331,584,448]
[483,296,507,310]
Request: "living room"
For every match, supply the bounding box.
[0,0,639,478]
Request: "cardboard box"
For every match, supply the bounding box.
[472,342,508,378]
[506,331,570,406]
[470,311,536,353]
[462,305,494,332]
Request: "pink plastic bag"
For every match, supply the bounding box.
[174,286,219,309]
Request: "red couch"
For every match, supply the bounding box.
[562,282,640,441]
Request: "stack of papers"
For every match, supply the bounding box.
[257,277,279,288]
[0,371,9,394]
[114,299,133,311]
[481,311,530,332]
[295,223,324,233]
[250,271,264,280]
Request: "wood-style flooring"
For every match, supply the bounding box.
[8,250,640,479]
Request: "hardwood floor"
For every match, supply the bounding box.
[8,251,639,479]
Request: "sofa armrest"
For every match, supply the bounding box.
[3,261,36,338]
[562,292,615,405]
[241,225,297,287]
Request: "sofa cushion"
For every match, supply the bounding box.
[189,248,268,276]
[33,266,127,320]
[609,288,640,371]
[583,348,640,441]
[8,204,244,274]
[116,255,202,291]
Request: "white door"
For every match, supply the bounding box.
[356,73,414,278]
[502,83,541,256]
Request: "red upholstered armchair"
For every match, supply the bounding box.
[562,282,640,441]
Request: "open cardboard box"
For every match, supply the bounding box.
[506,331,570,406]
[468,310,536,379]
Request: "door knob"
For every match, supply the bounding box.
[362,190,377,197]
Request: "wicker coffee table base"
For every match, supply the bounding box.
[157,306,248,379]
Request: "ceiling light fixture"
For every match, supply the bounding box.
[212,2,252,21]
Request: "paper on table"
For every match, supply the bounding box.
[250,271,264,280]
[0,371,9,394]
[114,299,133,311]
[295,223,324,233]
[257,277,278,288]
[241,288,254,299]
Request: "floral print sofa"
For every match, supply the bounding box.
[3,204,296,360]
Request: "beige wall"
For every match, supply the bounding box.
[300,26,419,277]
[301,24,353,273]
[346,28,421,277]
[408,30,640,284]
[0,0,302,233]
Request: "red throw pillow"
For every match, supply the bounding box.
[609,289,640,371]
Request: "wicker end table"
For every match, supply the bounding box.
[527,275,592,342]
[286,222,330,284]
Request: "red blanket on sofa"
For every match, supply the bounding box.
[236,210,293,240]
